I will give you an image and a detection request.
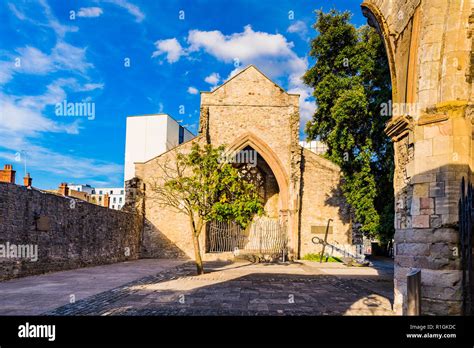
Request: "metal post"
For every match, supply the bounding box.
[319,219,333,263]
[407,268,421,315]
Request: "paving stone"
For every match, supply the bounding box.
[45,260,394,316]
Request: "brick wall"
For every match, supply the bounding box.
[0,182,142,281]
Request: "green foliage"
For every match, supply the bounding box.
[302,254,342,263]
[304,9,394,242]
[162,143,264,230]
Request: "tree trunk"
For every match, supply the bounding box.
[189,217,204,275]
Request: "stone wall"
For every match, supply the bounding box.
[299,149,352,257]
[362,0,473,315]
[135,136,206,259]
[133,65,350,262]
[0,182,142,281]
[200,66,302,256]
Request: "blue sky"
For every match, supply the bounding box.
[0,0,367,189]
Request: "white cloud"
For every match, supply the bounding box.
[7,1,78,38]
[0,61,14,84]
[82,83,104,91]
[188,25,295,63]
[8,3,26,20]
[77,7,103,18]
[0,144,122,182]
[39,0,78,39]
[187,86,198,95]
[103,0,144,22]
[150,25,316,130]
[204,72,220,86]
[287,20,308,38]
[0,42,93,85]
[185,26,315,128]
[0,80,80,139]
[152,38,184,63]
[0,78,122,183]
[0,1,120,185]
[16,46,54,74]
[0,0,93,86]
[51,41,92,73]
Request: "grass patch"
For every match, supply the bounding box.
[302,254,342,263]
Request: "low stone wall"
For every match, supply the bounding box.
[0,182,142,281]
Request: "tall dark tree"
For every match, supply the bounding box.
[304,9,394,243]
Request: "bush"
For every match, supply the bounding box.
[302,254,342,262]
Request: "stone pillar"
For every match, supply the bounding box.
[388,108,469,315]
[289,110,302,259]
[362,0,473,315]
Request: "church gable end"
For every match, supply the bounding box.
[201,65,299,107]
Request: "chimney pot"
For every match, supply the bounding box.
[0,164,16,184]
[58,182,69,196]
[23,173,32,188]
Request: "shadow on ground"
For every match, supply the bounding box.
[45,261,394,316]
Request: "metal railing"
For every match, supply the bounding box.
[207,217,287,254]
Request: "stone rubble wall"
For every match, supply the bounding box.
[0,182,142,281]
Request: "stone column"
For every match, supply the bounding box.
[288,110,302,259]
[388,104,471,315]
[362,0,473,315]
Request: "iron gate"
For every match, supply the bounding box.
[459,177,474,315]
[207,217,287,254]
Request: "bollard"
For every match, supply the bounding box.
[407,268,421,315]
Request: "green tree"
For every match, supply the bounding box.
[303,9,394,243]
[152,143,264,274]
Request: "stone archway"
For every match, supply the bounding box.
[361,0,473,315]
[361,1,399,103]
[228,132,290,213]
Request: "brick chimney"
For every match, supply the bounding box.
[23,173,32,188]
[103,193,110,208]
[0,164,16,184]
[58,182,69,196]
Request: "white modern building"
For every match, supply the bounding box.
[299,140,328,155]
[68,184,95,195]
[95,187,125,210]
[124,114,194,181]
[68,184,125,210]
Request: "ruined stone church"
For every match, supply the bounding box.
[127,65,352,260]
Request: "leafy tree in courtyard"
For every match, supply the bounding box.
[303,9,394,244]
[152,143,264,274]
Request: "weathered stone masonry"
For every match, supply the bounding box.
[132,66,352,262]
[0,182,142,281]
[362,0,473,314]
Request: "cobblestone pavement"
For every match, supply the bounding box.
[46,259,394,316]
[0,259,186,315]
